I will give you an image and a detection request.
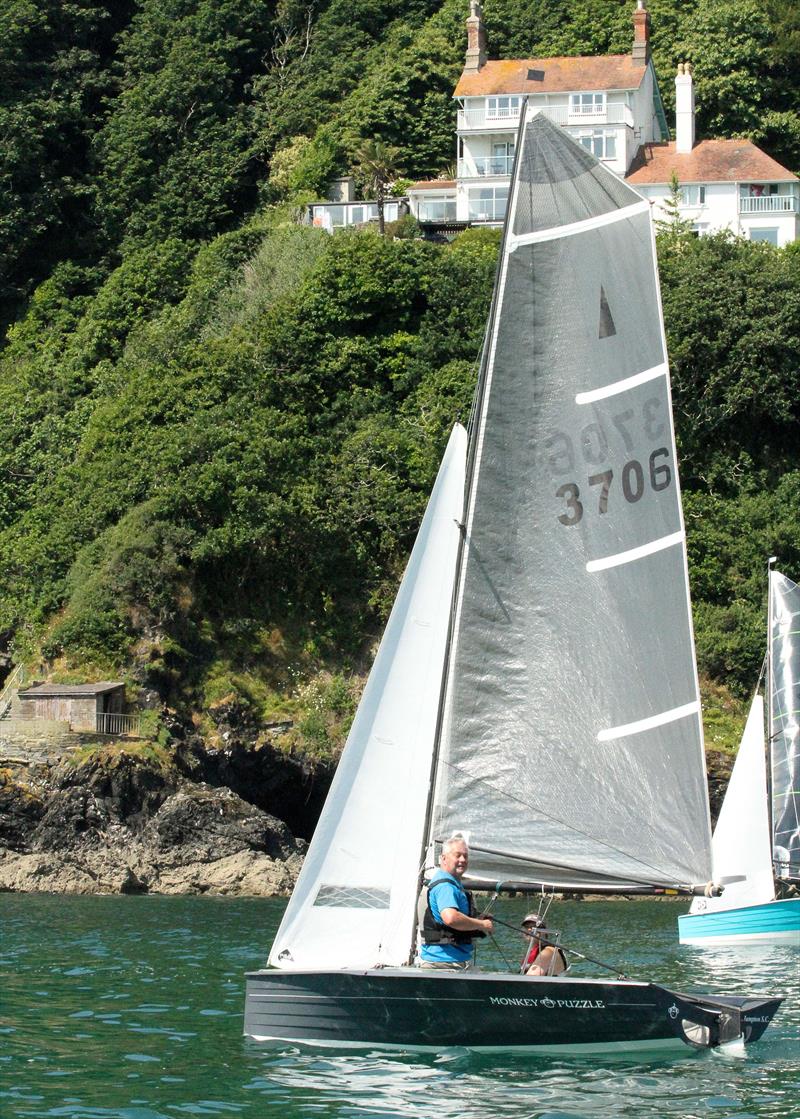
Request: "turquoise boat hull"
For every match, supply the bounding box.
[678,898,800,945]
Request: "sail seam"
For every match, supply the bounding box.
[575,363,667,405]
[507,200,649,250]
[586,530,684,572]
[597,700,701,742]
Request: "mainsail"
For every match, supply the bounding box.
[769,569,800,882]
[269,426,467,968]
[431,113,712,892]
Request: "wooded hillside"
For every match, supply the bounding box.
[1,0,799,758]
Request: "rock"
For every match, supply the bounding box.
[0,774,45,850]
[55,749,177,828]
[0,720,322,897]
[144,785,297,862]
[0,769,306,897]
[31,786,108,849]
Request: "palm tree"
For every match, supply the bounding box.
[352,139,404,235]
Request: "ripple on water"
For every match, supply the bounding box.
[1,895,797,1119]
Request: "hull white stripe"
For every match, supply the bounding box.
[508,200,649,250]
[598,700,701,742]
[576,363,667,405]
[586,530,684,573]
[245,1034,689,1056]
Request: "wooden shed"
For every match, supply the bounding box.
[17,682,126,732]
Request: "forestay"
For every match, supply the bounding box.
[770,570,800,882]
[269,425,467,969]
[431,113,712,891]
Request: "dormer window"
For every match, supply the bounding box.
[486,95,522,119]
[570,92,606,116]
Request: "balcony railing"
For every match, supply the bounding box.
[739,195,799,213]
[457,103,633,131]
[467,201,508,222]
[415,200,458,222]
[95,711,142,736]
[457,155,515,178]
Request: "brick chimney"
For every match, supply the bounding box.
[675,62,696,153]
[632,0,650,64]
[464,0,487,74]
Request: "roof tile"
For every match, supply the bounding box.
[455,56,647,97]
[626,140,798,184]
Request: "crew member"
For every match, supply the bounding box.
[521,913,567,976]
[418,835,493,969]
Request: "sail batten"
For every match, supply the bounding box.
[575,362,667,405]
[508,199,650,248]
[597,700,701,742]
[431,112,712,891]
[586,530,684,572]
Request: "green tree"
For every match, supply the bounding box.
[655,172,695,240]
[93,0,273,251]
[352,139,405,234]
[0,0,125,326]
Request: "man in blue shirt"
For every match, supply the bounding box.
[418,835,493,969]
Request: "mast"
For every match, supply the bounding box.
[413,101,530,902]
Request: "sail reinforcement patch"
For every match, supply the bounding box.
[314,885,391,909]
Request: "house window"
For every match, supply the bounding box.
[416,195,457,222]
[577,130,616,160]
[570,92,606,116]
[750,228,779,246]
[486,96,521,120]
[468,186,508,221]
[681,185,705,205]
[490,141,515,175]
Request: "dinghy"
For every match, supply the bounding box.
[245,109,782,1053]
[679,564,800,945]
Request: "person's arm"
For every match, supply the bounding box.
[440,907,493,934]
[526,945,564,975]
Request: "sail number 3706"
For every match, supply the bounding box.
[556,448,671,526]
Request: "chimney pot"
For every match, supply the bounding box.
[464,0,487,74]
[632,0,650,64]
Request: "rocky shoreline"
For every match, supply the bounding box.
[0,715,734,898]
[0,710,334,897]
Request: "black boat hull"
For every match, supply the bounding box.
[244,969,781,1053]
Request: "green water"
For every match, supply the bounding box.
[1,894,797,1118]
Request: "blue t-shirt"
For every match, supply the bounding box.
[419,870,473,963]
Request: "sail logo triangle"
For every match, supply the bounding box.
[599,286,616,338]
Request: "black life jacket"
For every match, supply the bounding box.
[419,874,481,945]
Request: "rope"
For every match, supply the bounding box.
[489,913,629,980]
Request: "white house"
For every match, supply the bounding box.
[308,176,405,231]
[627,65,799,246]
[407,1,798,243]
[409,0,668,225]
